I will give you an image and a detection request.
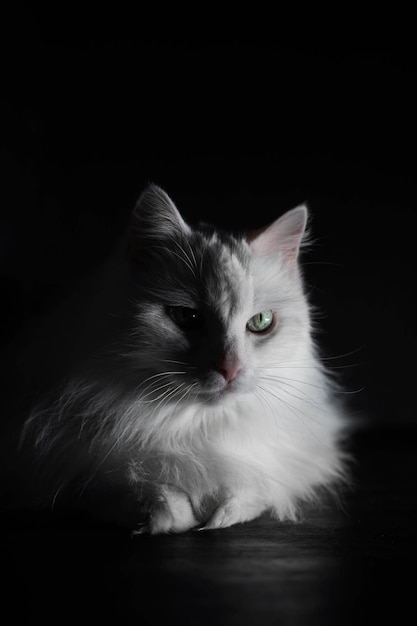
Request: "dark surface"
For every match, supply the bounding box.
[2,427,416,625]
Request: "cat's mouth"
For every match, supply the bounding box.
[160,367,252,405]
[198,386,237,404]
[198,371,251,403]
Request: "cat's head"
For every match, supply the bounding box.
[126,185,310,406]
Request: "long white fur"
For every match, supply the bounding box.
[22,185,349,533]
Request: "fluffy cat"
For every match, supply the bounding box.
[20,184,349,533]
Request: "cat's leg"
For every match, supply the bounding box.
[199,492,266,530]
[135,485,199,535]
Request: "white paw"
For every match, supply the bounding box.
[133,486,198,535]
[199,496,264,531]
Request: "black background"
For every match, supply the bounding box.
[2,7,416,427]
[2,5,417,625]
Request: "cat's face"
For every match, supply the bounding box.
[127,186,309,406]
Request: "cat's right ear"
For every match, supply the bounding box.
[129,185,190,252]
[248,204,308,269]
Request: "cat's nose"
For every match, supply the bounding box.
[216,358,241,383]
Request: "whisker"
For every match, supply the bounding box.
[184,237,198,272]
[169,236,197,278]
[160,359,191,366]
[131,370,186,398]
[259,373,328,393]
[51,484,64,511]
[148,383,186,420]
[159,359,198,371]
[257,383,327,442]
[259,375,327,408]
[169,382,198,415]
[261,346,365,368]
[260,371,364,399]
[254,386,281,428]
[139,381,178,403]
[302,261,345,268]
[318,346,366,362]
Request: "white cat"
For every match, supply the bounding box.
[21,185,349,533]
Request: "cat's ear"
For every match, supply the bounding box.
[130,184,190,244]
[248,204,308,267]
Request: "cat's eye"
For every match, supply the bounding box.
[246,310,274,333]
[168,306,203,331]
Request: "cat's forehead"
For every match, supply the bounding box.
[195,230,248,264]
[192,230,251,319]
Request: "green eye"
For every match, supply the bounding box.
[246,310,274,333]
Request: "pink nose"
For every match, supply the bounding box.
[216,358,241,383]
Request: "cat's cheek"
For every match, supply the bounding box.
[225,369,256,396]
[240,375,257,395]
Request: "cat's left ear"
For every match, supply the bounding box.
[248,204,308,268]
[130,184,190,245]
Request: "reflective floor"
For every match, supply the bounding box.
[2,427,416,625]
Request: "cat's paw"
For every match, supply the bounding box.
[134,486,198,535]
[199,495,264,531]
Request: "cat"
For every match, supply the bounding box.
[19,184,349,533]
